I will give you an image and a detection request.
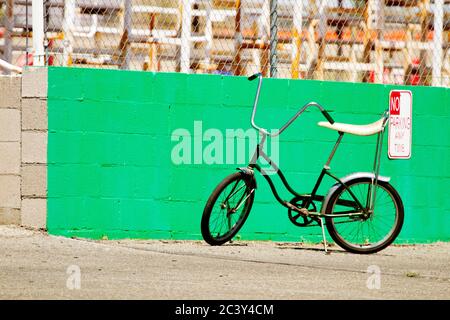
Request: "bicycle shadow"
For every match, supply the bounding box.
[277,245,346,254]
[276,245,395,256]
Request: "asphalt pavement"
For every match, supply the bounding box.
[0,225,449,299]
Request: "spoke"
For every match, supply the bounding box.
[367,221,385,242]
[231,188,251,211]
[371,216,395,237]
[208,177,252,240]
[372,217,392,224]
[292,212,302,220]
[210,211,222,226]
[225,182,246,203]
[343,221,361,243]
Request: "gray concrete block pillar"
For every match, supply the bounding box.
[0,75,22,224]
[21,68,48,229]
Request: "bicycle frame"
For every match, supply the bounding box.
[243,73,389,220]
[246,132,369,219]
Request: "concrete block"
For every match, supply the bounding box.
[21,198,46,229]
[0,142,20,174]
[22,98,48,130]
[22,131,47,164]
[0,109,21,141]
[0,76,21,108]
[0,207,20,224]
[0,175,21,208]
[21,164,47,198]
[22,68,48,98]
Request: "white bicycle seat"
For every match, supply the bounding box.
[318,117,385,136]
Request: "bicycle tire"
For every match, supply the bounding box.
[325,177,404,254]
[201,172,255,246]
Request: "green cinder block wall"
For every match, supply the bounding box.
[47,67,450,243]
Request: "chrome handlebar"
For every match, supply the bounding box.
[248,73,335,137]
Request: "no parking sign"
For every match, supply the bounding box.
[388,90,412,159]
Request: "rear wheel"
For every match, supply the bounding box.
[325,177,404,254]
[201,172,255,246]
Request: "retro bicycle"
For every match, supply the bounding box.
[201,73,404,254]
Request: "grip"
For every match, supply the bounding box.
[248,73,261,81]
[322,110,335,124]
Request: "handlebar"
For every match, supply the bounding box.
[247,73,335,137]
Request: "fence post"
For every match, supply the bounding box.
[120,0,132,70]
[316,0,327,80]
[269,0,278,78]
[3,0,14,74]
[368,0,384,84]
[204,2,212,68]
[32,0,45,66]
[291,0,303,79]
[432,0,444,87]
[181,0,191,73]
[62,0,75,66]
[260,0,270,77]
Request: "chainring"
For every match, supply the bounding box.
[287,196,318,227]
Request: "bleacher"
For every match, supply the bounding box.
[0,0,448,85]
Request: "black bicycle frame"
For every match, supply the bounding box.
[246,132,368,219]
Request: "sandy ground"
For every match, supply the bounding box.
[0,225,449,299]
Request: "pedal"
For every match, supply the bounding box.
[285,202,309,216]
[299,208,309,216]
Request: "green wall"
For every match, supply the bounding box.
[47,67,450,243]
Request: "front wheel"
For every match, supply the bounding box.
[325,177,404,254]
[201,172,256,246]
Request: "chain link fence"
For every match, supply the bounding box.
[1,0,449,85]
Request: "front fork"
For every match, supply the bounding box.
[223,168,257,227]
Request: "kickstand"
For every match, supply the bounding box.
[319,218,330,255]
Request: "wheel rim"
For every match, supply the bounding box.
[330,182,399,250]
[209,178,251,241]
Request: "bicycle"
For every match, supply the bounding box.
[201,73,404,254]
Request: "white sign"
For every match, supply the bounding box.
[388,90,412,159]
